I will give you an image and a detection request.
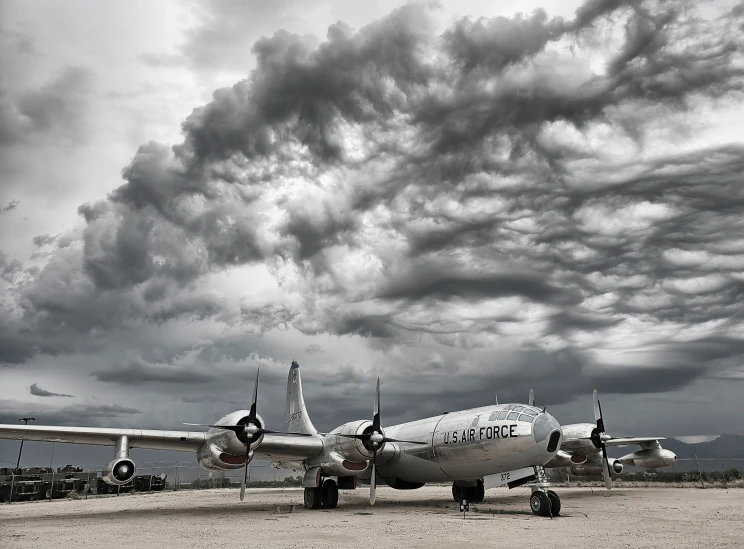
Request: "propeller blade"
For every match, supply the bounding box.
[240,449,253,501]
[370,448,377,505]
[258,428,313,436]
[336,433,371,441]
[601,445,612,490]
[248,365,260,423]
[381,437,427,445]
[372,377,381,433]
[529,388,535,407]
[184,424,243,433]
[593,389,606,433]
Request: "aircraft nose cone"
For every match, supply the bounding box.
[532,412,561,443]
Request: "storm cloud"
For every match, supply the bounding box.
[1,0,744,438]
[28,383,74,398]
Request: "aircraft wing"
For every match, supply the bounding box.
[605,437,665,448]
[0,423,324,462]
[0,423,207,452]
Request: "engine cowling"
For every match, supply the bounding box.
[103,458,136,485]
[619,449,676,469]
[328,420,375,462]
[556,459,623,477]
[197,443,250,471]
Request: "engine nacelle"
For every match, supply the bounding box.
[556,459,623,477]
[619,448,676,469]
[103,458,136,486]
[327,420,375,462]
[197,443,250,471]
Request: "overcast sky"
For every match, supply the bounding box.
[2,0,744,467]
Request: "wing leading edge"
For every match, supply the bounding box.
[0,424,206,452]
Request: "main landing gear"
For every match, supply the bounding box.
[529,466,561,517]
[451,480,485,504]
[304,479,338,509]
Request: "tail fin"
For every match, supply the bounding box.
[284,360,318,435]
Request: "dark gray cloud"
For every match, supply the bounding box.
[28,383,74,398]
[0,403,141,427]
[1,0,743,437]
[1,200,19,212]
[0,67,91,149]
[91,357,213,386]
[32,234,56,247]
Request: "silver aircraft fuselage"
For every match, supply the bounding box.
[331,404,562,484]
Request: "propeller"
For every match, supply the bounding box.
[336,377,426,505]
[590,389,613,490]
[184,366,310,501]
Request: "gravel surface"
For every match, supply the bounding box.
[1,485,742,548]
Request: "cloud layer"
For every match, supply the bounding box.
[1,0,744,436]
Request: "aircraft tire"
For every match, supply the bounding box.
[304,487,322,509]
[451,482,463,503]
[547,490,561,516]
[474,480,485,503]
[530,491,551,517]
[321,480,338,509]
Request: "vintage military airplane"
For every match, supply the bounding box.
[526,389,678,487]
[0,361,569,516]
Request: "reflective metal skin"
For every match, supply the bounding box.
[0,361,565,514]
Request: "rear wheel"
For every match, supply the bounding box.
[321,480,338,509]
[547,490,561,516]
[451,482,463,503]
[303,487,322,509]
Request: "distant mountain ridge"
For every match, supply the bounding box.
[660,435,744,459]
[608,434,744,460]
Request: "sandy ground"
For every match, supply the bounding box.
[1,485,742,548]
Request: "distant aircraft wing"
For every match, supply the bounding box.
[605,437,665,448]
[0,423,207,452]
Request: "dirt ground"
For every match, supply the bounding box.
[1,485,742,548]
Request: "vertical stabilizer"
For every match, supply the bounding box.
[285,361,318,435]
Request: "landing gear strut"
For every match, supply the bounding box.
[529,466,560,517]
[304,479,338,509]
[451,480,484,504]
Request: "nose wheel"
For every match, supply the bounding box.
[530,489,560,517]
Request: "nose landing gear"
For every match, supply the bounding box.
[529,466,560,517]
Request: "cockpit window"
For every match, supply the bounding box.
[522,409,538,417]
[472,416,479,427]
[488,411,499,421]
[507,411,519,421]
[513,406,524,412]
[496,410,509,420]
[519,413,535,423]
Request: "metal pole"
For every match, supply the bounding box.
[695,454,704,489]
[8,472,14,504]
[15,417,35,469]
[48,443,55,501]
